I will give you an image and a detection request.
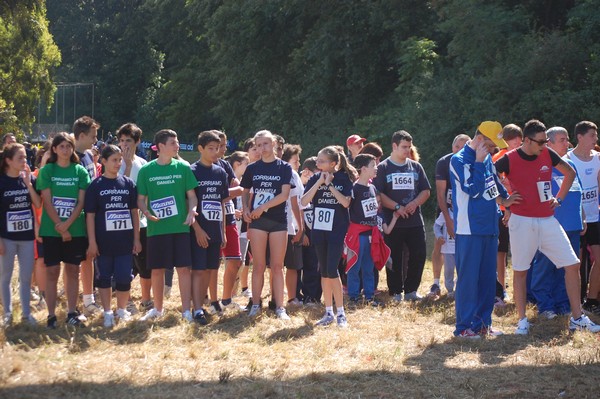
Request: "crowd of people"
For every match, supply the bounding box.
[1,116,600,337]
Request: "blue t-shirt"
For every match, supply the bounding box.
[240,159,293,224]
[190,161,229,244]
[0,174,36,241]
[373,157,431,228]
[216,158,237,226]
[349,182,378,227]
[84,175,138,256]
[304,170,353,243]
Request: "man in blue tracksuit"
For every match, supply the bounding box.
[450,121,520,338]
[530,127,583,318]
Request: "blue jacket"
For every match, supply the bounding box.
[450,144,508,236]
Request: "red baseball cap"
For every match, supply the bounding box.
[346,134,366,146]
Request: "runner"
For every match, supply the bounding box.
[301,146,356,327]
[84,145,141,327]
[136,129,198,322]
[38,133,91,328]
[241,130,292,319]
[0,143,41,325]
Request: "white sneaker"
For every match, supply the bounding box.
[116,308,132,322]
[515,317,530,335]
[392,294,403,302]
[569,315,600,333]
[3,312,13,326]
[316,313,335,326]
[248,304,261,317]
[221,300,241,311]
[140,308,164,321]
[404,291,422,301]
[103,311,115,328]
[182,310,193,323]
[84,302,103,316]
[539,310,557,320]
[21,314,37,326]
[275,307,290,320]
[337,314,348,328]
[287,298,303,306]
[241,288,252,298]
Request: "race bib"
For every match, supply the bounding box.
[582,187,598,204]
[7,210,33,232]
[482,175,499,201]
[53,196,76,218]
[537,181,552,202]
[150,196,178,219]
[105,210,133,231]
[446,189,452,206]
[391,173,414,190]
[224,201,235,215]
[304,209,314,230]
[361,197,378,218]
[253,191,274,209]
[313,207,334,231]
[202,200,223,221]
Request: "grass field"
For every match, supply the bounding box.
[1,255,600,398]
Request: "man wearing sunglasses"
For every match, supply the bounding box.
[495,119,600,334]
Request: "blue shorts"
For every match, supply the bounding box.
[146,232,192,270]
[190,233,222,271]
[96,254,134,291]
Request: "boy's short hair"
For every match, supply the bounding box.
[353,153,376,172]
[523,119,546,139]
[282,144,302,163]
[73,116,100,139]
[154,129,177,147]
[391,130,412,146]
[197,130,221,148]
[116,123,142,143]
[301,156,318,172]
[574,121,598,140]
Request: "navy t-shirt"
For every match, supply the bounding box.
[372,157,431,228]
[84,175,138,256]
[349,182,378,227]
[435,152,453,211]
[304,170,353,243]
[216,158,237,226]
[0,174,36,241]
[240,159,293,224]
[191,161,229,244]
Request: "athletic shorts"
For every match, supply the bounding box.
[132,227,151,279]
[221,223,242,260]
[249,217,287,233]
[508,214,579,271]
[191,239,222,271]
[498,212,510,253]
[96,254,133,290]
[584,221,600,246]
[146,232,192,270]
[42,236,87,267]
[284,235,303,270]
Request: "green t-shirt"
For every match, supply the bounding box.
[37,162,91,237]
[137,158,197,237]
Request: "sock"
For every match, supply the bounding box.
[433,279,440,286]
[336,307,345,316]
[222,298,232,306]
[83,294,94,306]
[104,310,113,317]
[325,306,334,315]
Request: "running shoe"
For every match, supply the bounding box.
[83,301,103,316]
[140,308,163,321]
[47,314,57,329]
[116,308,132,322]
[515,317,530,335]
[3,313,12,327]
[21,314,37,326]
[30,289,40,301]
[479,326,504,336]
[582,300,600,316]
[275,307,290,320]
[569,315,600,333]
[194,310,208,325]
[539,310,558,320]
[103,312,115,328]
[221,299,241,311]
[241,288,252,298]
[427,283,441,298]
[248,304,261,317]
[392,293,403,302]
[182,310,193,323]
[287,298,303,307]
[456,329,481,339]
[316,313,334,326]
[66,312,87,328]
[208,302,223,315]
[404,291,422,301]
[139,300,154,313]
[126,300,139,315]
[337,314,348,328]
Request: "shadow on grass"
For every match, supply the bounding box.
[1,362,599,399]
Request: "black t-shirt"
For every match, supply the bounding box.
[84,175,138,256]
[240,159,293,224]
[349,182,378,227]
[435,152,453,210]
[304,170,353,243]
[494,147,562,174]
[190,161,229,244]
[0,174,36,241]
[217,158,237,226]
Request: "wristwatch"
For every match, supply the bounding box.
[556,197,563,206]
[394,204,401,211]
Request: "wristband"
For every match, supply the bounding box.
[556,197,563,206]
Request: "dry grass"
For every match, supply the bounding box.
[1,259,600,399]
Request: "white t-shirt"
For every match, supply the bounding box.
[119,155,148,228]
[286,170,304,235]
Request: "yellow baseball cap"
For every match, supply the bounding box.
[477,121,507,149]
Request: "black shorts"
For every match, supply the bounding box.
[249,217,287,233]
[35,240,44,259]
[498,213,509,253]
[284,235,303,270]
[146,232,192,270]
[584,221,600,246]
[132,227,151,279]
[43,236,88,267]
[190,232,222,271]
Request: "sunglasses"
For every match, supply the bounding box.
[529,137,549,146]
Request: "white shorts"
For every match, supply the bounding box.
[508,213,579,271]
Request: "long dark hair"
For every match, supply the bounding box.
[0,143,25,174]
[47,132,80,164]
[319,145,358,182]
